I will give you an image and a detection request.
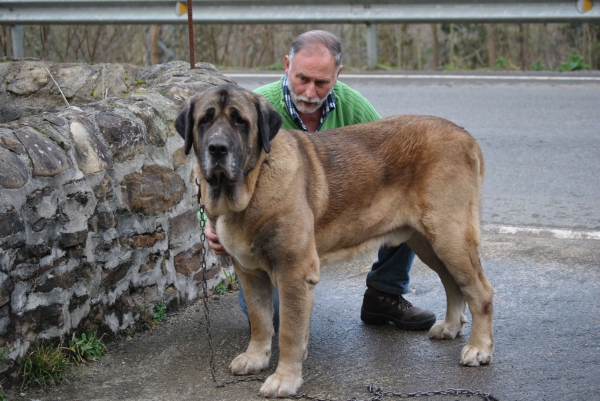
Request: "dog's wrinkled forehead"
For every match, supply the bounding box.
[195,84,254,116]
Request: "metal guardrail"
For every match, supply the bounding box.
[1,1,598,65]
[0,0,598,24]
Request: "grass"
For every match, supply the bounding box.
[21,342,70,389]
[136,302,168,332]
[223,269,238,290]
[17,331,108,389]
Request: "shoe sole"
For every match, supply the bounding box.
[360,308,436,331]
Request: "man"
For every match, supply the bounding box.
[205,30,436,331]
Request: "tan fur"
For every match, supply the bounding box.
[176,84,494,398]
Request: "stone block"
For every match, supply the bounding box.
[70,120,113,175]
[125,101,169,147]
[96,111,145,163]
[6,63,50,95]
[14,244,51,264]
[13,126,73,177]
[169,210,199,249]
[0,305,9,336]
[93,175,113,200]
[58,230,88,248]
[55,64,94,98]
[122,165,185,214]
[0,129,26,154]
[174,247,203,277]
[15,304,64,335]
[96,211,116,230]
[0,146,28,189]
[172,146,189,170]
[35,264,93,293]
[132,231,165,248]
[0,273,13,307]
[0,208,25,238]
[102,263,129,289]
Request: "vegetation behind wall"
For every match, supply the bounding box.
[1,23,598,71]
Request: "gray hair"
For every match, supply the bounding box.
[288,30,342,69]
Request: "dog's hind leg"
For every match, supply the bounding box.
[413,224,494,366]
[406,233,468,340]
[230,262,275,375]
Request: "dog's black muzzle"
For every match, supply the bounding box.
[202,126,241,185]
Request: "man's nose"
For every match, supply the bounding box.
[304,83,316,99]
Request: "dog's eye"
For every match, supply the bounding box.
[199,109,214,126]
[234,115,247,128]
[230,109,247,128]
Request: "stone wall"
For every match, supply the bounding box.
[0,59,234,374]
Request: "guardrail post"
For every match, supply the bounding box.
[366,23,377,68]
[11,25,24,58]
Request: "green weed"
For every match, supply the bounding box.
[69,330,106,364]
[558,53,590,71]
[152,302,167,323]
[530,58,547,71]
[214,282,228,295]
[21,342,69,389]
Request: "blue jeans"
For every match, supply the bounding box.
[366,243,414,295]
[238,280,280,330]
[237,243,414,326]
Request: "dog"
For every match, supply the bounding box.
[175,83,494,398]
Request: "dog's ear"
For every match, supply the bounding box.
[175,98,196,155]
[254,95,283,154]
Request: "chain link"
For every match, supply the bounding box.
[197,183,266,389]
[196,189,498,401]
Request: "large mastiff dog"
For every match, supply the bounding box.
[176,84,494,398]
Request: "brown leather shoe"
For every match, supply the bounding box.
[360,286,436,330]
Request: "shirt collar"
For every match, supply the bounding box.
[282,75,336,132]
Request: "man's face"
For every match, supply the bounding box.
[285,45,342,114]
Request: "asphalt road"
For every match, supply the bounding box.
[227,71,600,232]
[20,72,600,401]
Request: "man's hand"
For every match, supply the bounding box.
[205,220,230,257]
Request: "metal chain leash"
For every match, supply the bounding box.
[196,190,498,401]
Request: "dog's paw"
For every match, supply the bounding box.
[259,371,302,398]
[460,344,493,366]
[230,352,270,375]
[429,319,464,340]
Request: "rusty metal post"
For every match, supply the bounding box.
[187,0,195,69]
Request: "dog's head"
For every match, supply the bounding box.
[175,84,282,214]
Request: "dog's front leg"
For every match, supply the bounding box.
[259,258,320,398]
[230,261,275,375]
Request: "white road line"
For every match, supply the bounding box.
[225,73,600,82]
[483,224,600,240]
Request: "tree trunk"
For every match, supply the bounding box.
[486,24,495,68]
[431,24,439,70]
[520,23,529,71]
[396,24,403,69]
